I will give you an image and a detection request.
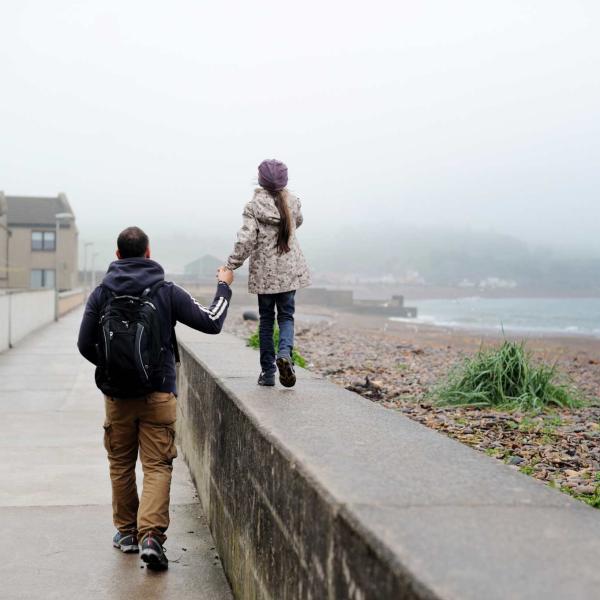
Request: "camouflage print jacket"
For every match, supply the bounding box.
[226,188,311,295]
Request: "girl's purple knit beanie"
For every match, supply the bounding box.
[258,159,288,191]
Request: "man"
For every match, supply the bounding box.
[78,226,233,571]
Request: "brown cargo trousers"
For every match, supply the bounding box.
[103,392,177,544]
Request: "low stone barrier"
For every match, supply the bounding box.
[0,289,55,350]
[176,326,600,600]
[0,294,9,351]
[58,288,85,317]
[0,288,85,352]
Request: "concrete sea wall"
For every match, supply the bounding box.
[176,326,600,600]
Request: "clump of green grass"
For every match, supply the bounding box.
[434,341,584,412]
[247,326,307,368]
[561,484,600,509]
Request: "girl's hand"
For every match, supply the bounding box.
[217,266,234,285]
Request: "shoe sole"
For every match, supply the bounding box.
[258,380,275,386]
[276,358,296,388]
[141,549,169,571]
[113,542,139,553]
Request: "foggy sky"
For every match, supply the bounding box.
[1,1,599,271]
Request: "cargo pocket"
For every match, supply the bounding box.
[163,426,178,462]
[103,422,113,454]
[147,392,173,405]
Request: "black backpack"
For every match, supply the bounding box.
[95,281,178,398]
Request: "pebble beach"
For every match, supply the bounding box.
[225,300,600,508]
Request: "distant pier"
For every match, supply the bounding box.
[297,287,418,318]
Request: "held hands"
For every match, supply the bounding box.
[217,266,234,286]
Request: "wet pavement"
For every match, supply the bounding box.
[0,309,233,600]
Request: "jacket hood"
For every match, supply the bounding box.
[252,188,286,225]
[101,258,165,295]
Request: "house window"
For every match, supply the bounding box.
[32,231,56,251]
[30,269,55,289]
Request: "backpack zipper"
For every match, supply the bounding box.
[103,326,110,364]
[138,325,149,381]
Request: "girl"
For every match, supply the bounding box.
[226,159,311,387]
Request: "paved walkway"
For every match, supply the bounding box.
[0,310,232,600]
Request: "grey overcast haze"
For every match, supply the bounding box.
[1,0,599,272]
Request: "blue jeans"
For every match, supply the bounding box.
[257,291,296,375]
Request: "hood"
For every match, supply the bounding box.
[101,258,165,295]
[252,188,294,225]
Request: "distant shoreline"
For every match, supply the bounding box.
[388,316,600,341]
[312,282,600,301]
[186,282,600,342]
[173,277,600,300]
[283,303,600,350]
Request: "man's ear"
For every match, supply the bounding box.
[145,245,151,259]
[116,249,122,259]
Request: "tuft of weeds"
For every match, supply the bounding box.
[433,341,584,412]
[485,448,504,458]
[545,415,563,427]
[517,416,539,433]
[561,485,600,509]
[247,326,307,368]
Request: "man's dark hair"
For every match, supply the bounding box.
[117,226,149,258]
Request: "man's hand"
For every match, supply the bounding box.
[217,266,234,286]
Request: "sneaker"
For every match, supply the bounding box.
[140,535,169,571]
[276,356,296,388]
[113,531,139,553]
[258,372,275,386]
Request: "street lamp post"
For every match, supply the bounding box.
[0,222,11,287]
[83,241,93,295]
[91,251,99,290]
[54,212,74,321]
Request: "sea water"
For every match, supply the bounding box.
[390,297,600,338]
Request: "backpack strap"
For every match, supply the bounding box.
[172,326,180,364]
[143,280,167,298]
[97,285,116,316]
[145,280,181,364]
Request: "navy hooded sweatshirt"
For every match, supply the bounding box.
[77,257,232,394]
